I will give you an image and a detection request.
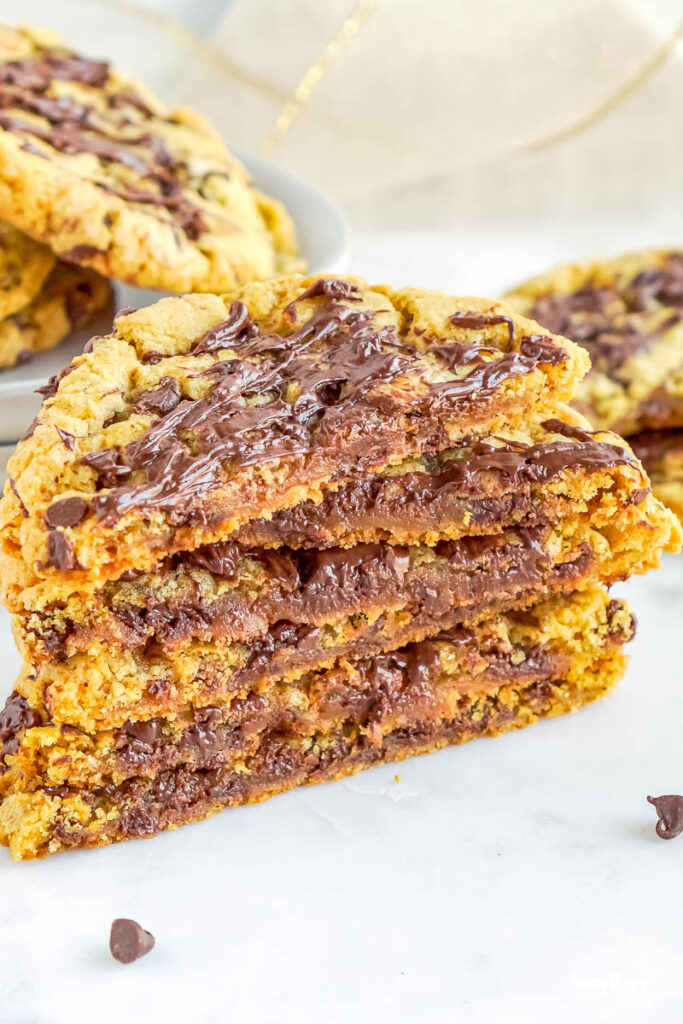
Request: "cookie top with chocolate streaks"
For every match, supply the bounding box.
[0,25,302,292]
[0,273,589,607]
[505,249,683,434]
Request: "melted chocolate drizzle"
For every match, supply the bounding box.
[529,255,683,378]
[0,49,206,238]
[80,287,568,525]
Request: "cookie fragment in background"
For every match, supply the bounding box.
[506,249,683,525]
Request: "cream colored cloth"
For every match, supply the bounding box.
[174,0,683,199]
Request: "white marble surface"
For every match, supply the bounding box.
[1,229,682,1024]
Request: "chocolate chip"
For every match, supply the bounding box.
[60,244,104,263]
[55,426,75,450]
[44,530,80,571]
[109,919,155,964]
[0,693,42,755]
[186,542,241,579]
[135,377,182,416]
[18,416,38,442]
[8,478,28,517]
[79,448,131,488]
[44,497,90,529]
[122,719,162,747]
[647,794,683,839]
[35,363,75,400]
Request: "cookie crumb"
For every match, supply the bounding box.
[394,774,401,783]
[110,918,155,963]
[647,794,683,839]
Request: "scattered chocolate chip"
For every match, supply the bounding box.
[82,335,103,354]
[647,794,683,839]
[109,918,155,964]
[35,375,59,401]
[44,496,90,529]
[0,693,42,746]
[79,448,130,488]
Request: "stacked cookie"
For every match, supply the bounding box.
[507,250,683,523]
[0,220,111,369]
[0,275,679,858]
[0,24,302,369]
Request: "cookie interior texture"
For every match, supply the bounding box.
[0,274,679,858]
[506,250,683,525]
[0,24,303,292]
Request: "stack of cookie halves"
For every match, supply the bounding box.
[0,24,302,369]
[507,250,683,524]
[0,275,679,858]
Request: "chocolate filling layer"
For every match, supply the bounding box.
[0,630,572,783]
[233,423,637,549]
[44,673,608,852]
[35,527,590,661]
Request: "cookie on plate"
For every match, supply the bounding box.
[0,220,111,369]
[0,25,303,293]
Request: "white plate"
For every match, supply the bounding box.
[0,154,350,444]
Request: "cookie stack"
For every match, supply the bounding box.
[507,250,683,524]
[0,275,679,858]
[0,222,111,369]
[0,24,302,369]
